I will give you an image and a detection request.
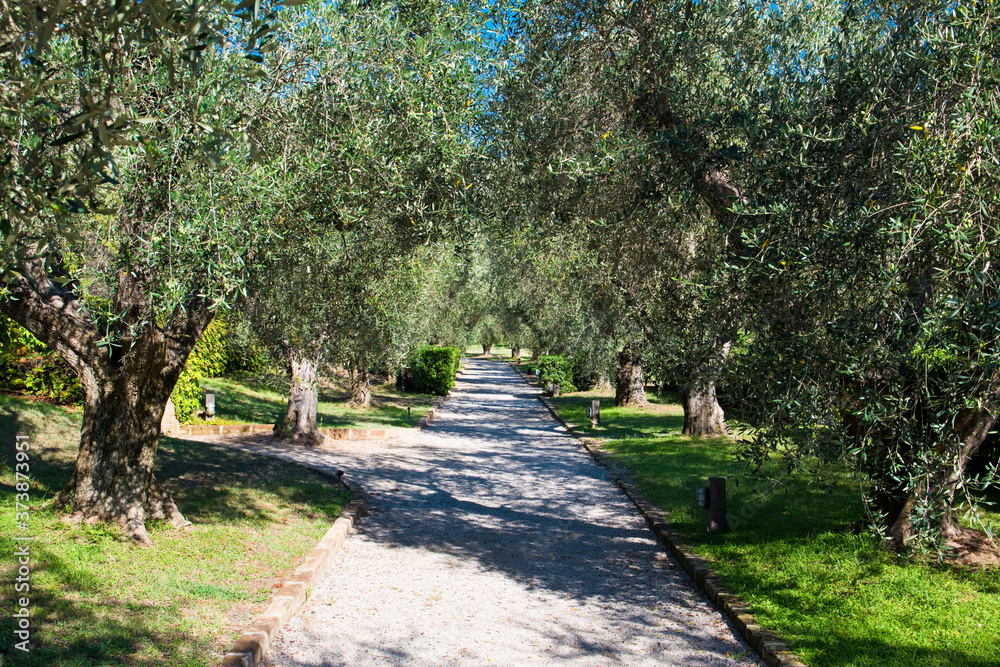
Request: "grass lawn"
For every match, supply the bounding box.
[464,345,531,361]
[0,396,352,666]
[548,389,1000,667]
[196,372,438,428]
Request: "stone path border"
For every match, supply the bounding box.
[219,474,367,667]
[512,363,807,667]
[415,395,448,429]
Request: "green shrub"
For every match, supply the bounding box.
[171,317,230,422]
[0,316,83,404]
[538,354,576,393]
[223,318,270,373]
[412,345,461,396]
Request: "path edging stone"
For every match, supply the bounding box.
[218,475,367,667]
[514,363,806,667]
[416,395,448,430]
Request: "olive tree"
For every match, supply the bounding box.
[0,0,274,267]
[0,3,313,545]
[725,1,1000,551]
[240,0,489,441]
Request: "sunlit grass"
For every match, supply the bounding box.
[464,345,531,360]
[197,373,438,428]
[548,389,1000,667]
[0,396,351,665]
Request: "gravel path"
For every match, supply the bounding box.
[224,359,761,666]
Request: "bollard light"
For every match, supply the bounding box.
[204,393,215,419]
[696,486,710,509]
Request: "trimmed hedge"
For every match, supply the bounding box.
[171,317,230,422]
[412,345,461,396]
[538,354,576,393]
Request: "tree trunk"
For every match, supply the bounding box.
[680,383,727,437]
[0,258,210,545]
[594,371,613,391]
[885,408,997,551]
[348,354,372,408]
[615,348,649,407]
[59,368,190,545]
[511,345,520,360]
[274,349,323,446]
[482,340,492,356]
[681,340,732,437]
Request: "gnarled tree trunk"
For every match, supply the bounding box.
[481,340,493,356]
[511,344,520,360]
[348,354,372,408]
[615,347,649,407]
[681,339,732,437]
[884,407,997,551]
[274,346,323,446]
[0,259,209,545]
[680,383,727,437]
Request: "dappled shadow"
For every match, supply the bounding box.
[0,399,77,500]
[547,393,686,440]
[0,398,352,664]
[0,543,218,665]
[158,437,346,526]
[260,359,761,666]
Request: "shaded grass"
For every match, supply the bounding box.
[0,396,351,666]
[547,390,1000,667]
[197,374,437,428]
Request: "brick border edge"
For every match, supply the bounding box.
[219,476,367,667]
[511,363,807,667]
[416,395,448,430]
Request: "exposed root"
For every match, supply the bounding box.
[274,425,325,448]
[55,474,190,546]
[943,526,1000,568]
[145,475,192,530]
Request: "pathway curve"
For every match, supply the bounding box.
[241,359,759,666]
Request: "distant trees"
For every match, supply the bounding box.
[236,0,489,440]
[491,0,999,551]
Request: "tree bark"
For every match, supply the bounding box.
[680,383,727,437]
[681,340,731,437]
[481,340,493,356]
[615,347,649,407]
[885,407,997,550]
[511,345,520,360]
[348,354,372,408]
[594,371,613,391]
[274,347,323,446]
[0,258,209,545]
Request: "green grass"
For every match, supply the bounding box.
[196,373,438,428]
[464,345,531,361]
[548,389,1000,667]
[0,396,352,666]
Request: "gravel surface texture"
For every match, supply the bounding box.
[212,359,761,666]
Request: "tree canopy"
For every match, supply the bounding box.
[1,0,996,553]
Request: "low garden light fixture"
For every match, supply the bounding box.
[697,478,728,533]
